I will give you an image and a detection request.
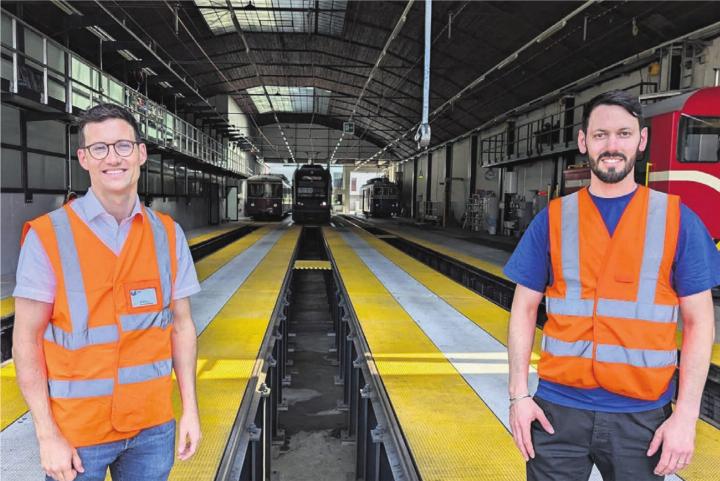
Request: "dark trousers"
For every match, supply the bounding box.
[527,397,672,481]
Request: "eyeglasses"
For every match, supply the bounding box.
[82,140,140,160]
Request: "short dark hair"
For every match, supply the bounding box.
[581,90,644,133]
[77,103,142,147]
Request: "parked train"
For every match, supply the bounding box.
[640,86,719,241]
[292,164,332,224]
[361,177,399,218]
[245,174,291,220]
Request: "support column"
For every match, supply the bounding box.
[470,135,478,196]
[444,144,452,226]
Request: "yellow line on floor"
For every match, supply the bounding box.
[1,225,278,431]
[325,227,525,480]
[188,225,244,247]
[194,225,276,282]
[169,226,300,481]
[0,297,14,319]
[349,225,718,481]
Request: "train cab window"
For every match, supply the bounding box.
[249,183,268,197]
[678,115,720,163]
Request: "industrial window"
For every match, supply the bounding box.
[71,157,90,191]
[678,115,720,163]
[1,104,21,145]
[194,0,347,36]
[247,86,331,114]
[28,153,65,189]
[164,159,176,195]
[27,120,65,154]
[1,13,12,47]
[1,148,22,188]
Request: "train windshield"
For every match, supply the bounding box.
[248,183,283,197]
[678,115,720,163]
[297,175,327,198]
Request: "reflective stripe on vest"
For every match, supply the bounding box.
[145,208,173,308]
[45,208,119,349]
[543,335,677,368]
[595,344,677,368]
[120,307,173,331]
[47,358,172,399]
[48,379,114,398]
[118,359,172,384]
[542,335,593,358]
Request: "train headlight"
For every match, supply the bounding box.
[297,201,304,206]
[321,201,327,206]
[273,203,278,207]
[250,202,255,207]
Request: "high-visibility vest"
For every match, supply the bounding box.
[540,186,680,401]
[23,203,178,447]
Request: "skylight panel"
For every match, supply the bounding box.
[193,0,347,35]
[247,86,332,114]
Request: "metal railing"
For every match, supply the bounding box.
[479,82,658,167]
[0,9,256,176]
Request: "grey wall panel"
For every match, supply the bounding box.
[450,139,471,224]
[152,197,211,232]
[1,193,63,279]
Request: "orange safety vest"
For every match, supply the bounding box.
[23,203,178,447]
[540,185,680,401]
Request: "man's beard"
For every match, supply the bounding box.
[588,149,639,184]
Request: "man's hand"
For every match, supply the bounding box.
[39,432,84,481]
[177,411,201,461]
[647,411,696,476]
[510,397,554,461]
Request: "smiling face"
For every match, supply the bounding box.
[578,104,648,185]
[77,118,147,198]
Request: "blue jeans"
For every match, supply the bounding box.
[46,420,175,481]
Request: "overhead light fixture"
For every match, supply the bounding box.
[175,92,185,98]
[117,49,141,61]
[50,0,82,15]
[142,67,158,76]
[497,52,519,70]
[159,81,173,89]
[86,26,116,42]
[536,20,567,44]
[242,1,257,11]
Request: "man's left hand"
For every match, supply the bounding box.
[177,411,202,461]
[647,411,696,475]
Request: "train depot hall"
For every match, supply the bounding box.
[1,1,720,481]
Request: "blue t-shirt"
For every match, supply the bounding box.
[504,188,720,413]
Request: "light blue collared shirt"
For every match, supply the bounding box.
[14,188,200,303]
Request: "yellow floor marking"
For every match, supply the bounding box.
[188,225,244,247]
[169,226,300,481]
[376,225,509,280]
[194,225,277,282]
[1,225,278,432]
[349,226,718,481]
[293,260,332,270]
[0,297,14,318]
[325,228,525,480]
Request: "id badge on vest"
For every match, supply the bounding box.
[124,279,162,312]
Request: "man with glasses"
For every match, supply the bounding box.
[13,103,202,481]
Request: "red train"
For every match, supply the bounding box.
[245,174,292,220]
[642,87,720,242]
